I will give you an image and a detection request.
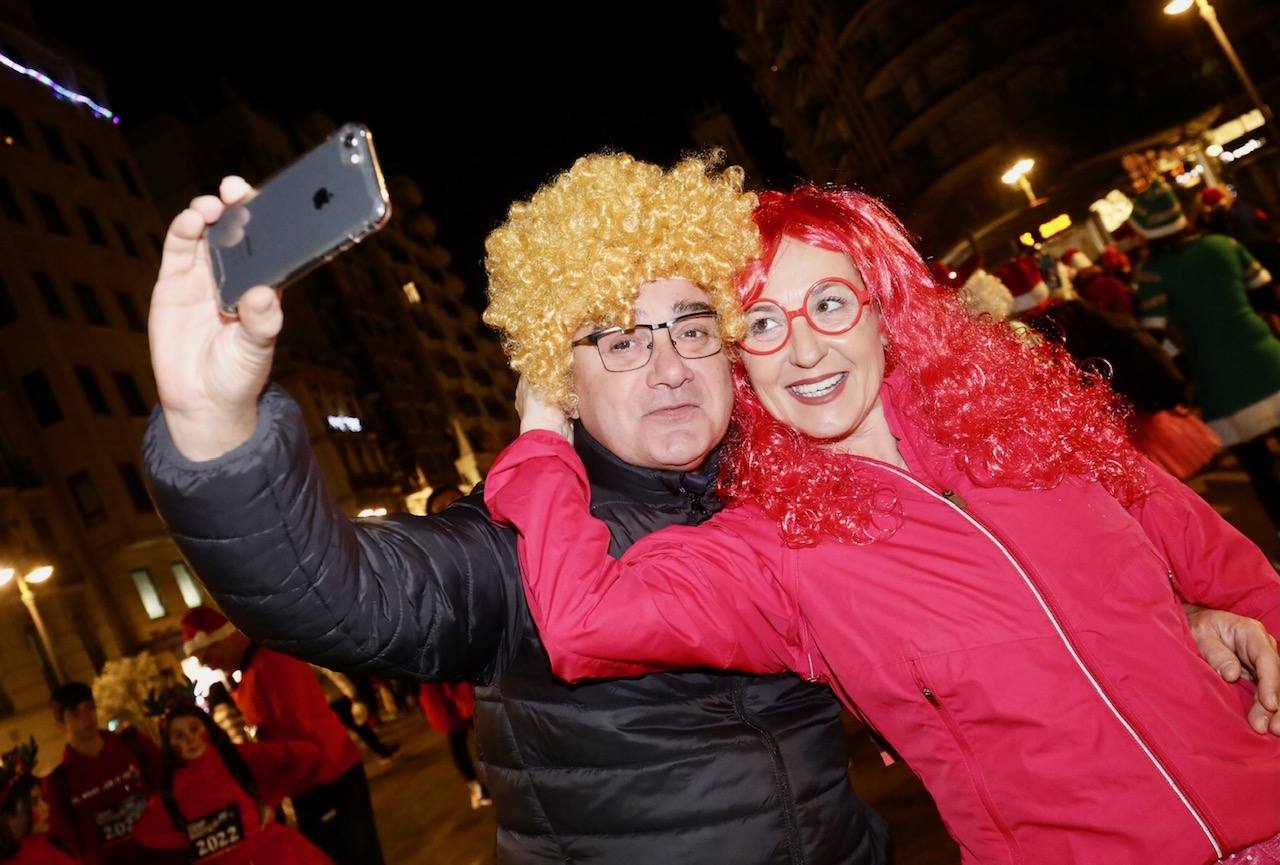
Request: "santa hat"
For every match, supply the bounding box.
[1061,248,1092,273]
[992,255,1050,313]
[1130,179,1187,239]
[181,607,237,655]
[1199,186,1228,209]
[952,253,983,288]
[1110,222,1142,253]
[1099,244,1130,275]
[928,254,983,289]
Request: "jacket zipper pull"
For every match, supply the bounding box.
[941,490,967,510]
[679,485,708,517]
[922,686,940,707]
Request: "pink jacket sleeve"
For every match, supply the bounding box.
[485,431,804,682]
[1127,459,1280,634]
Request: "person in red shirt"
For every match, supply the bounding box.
[41,683,171,865]
[1,740,75,865]
[133,702,331,864]
[180,607,383,865]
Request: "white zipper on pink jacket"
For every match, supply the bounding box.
[866,459,1223,858]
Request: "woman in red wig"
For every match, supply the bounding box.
[484,185,1280,865]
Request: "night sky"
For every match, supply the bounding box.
[35,3,795,307]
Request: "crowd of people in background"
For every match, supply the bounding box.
[936,178,1280,533]
[0,595,492,865]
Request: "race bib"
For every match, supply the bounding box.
[186,806,245,861]
[93,795,146,844]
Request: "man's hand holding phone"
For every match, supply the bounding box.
[149,176,281,462]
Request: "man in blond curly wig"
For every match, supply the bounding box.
[141,152,889,864]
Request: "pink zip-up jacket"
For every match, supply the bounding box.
[485,373,1280,865]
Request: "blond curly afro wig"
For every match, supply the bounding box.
[483,151,758,409]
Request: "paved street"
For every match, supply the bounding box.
[363,448,1276,865]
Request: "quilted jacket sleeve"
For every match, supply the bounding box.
[142,385,513,681]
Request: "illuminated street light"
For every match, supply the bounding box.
[1164,0,1278,147]
[0,562,62,682]
[24,565,52,583]
[1002,158,1040,205]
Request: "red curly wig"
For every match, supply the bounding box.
[721,185,1150,547]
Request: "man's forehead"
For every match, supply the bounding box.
[616,278,714,325]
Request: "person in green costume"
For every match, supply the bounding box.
[1134,177,1280,528]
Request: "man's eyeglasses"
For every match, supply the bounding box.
[739,277,871,356]
[572,311,724,372]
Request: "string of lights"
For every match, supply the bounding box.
[0,49,118,123]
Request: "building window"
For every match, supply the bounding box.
[0,274,15,326]
[485,398,509,420]
[130,568,167,619]
[74,365,110,414]
[78,143,104,179]
[117,462,152,512]
[78,206,108,246]
[31,192,68,235]
[456,394,480,415]
[40,123,70,163]
[458,333,476,352]
[71,282,108,325]
[67,470,106,526]
[471,367,492,386]
[114,290,144,331]
[0,178,24,222]
[438,355,461,377]
[113,221,140,258]
[0,106,27,146]
[418,315,442,339]
[113,371,149,416]
[116,159,142,197]
[440,298,462,318]
[31,272,67,318]
[170,562,203,608]
[21,370,61,426]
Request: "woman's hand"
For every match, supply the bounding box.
[515,376,573,444]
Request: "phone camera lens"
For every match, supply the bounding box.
[343,132,359,148]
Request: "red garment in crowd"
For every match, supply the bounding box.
[232,647,360,789]
[416,682,475,734]
[42,730,164,865]
[1076,273,1136,317]
[1132,408,1221,480]
[133,741,331,865]
[5,835,76,865]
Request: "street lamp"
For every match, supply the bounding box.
[0,563,63,683]
[1164,0,1278,144]
[1002,158,1039,205]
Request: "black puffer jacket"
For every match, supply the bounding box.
[143,387,888,865]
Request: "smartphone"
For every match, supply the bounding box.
[207,122,392,315]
